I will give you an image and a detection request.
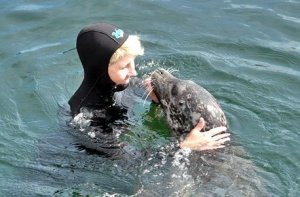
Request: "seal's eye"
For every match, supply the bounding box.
[171,85,178,96]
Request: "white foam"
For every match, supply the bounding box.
[172,148,191,170]
[87,131,96,138]
[69,108,93,131]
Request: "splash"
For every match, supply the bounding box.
[69,108,93,132]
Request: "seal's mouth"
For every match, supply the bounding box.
[150,75,161,102]
[150,69,173,103]
[150,70,164,102]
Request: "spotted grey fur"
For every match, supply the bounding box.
[151,69,227,135]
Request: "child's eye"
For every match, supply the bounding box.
[121,64,129,69]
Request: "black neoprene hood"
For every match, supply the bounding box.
[68,23,129,115]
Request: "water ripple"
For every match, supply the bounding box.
[12,4,53,11]
[17,42,61,54]
[277,13,300,24]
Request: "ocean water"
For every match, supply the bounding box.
[1,0,300,196]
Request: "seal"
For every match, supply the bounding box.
[151,68,227,136]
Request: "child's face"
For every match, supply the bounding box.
[108,55,137,85]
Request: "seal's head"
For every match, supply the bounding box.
[150,69,178,102]
[151,69,227,135]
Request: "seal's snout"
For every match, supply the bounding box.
[152,68,173,78]
[152,69,165,77]
[150,68,177,88]
[150,69,173,102]
[157,69,164,75]
[151,69,164,83]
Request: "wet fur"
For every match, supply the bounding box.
[151,69,227,135]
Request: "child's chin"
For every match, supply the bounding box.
[123,79,130,84]
[116,77,131,85]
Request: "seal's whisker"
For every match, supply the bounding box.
[168,67,179,74]
[143,88,154,106]
[140,77,155,99]
[166,67,172,72]
[141,88,148,99]
[137,81,145,88]
[141,82,153,99]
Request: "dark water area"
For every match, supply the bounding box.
[1,0,300,196]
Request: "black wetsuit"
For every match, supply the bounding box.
[69,23,129,115]
[68,23,138,158]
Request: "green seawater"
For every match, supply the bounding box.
[1,0,299,196]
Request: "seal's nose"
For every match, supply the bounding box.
[152,68,168,78]
[157,69,165,75]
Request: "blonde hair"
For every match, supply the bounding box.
[109,35,144,64]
